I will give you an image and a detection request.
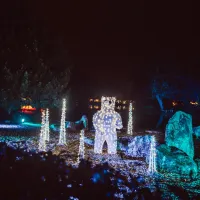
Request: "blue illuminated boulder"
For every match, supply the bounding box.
[157,144,197,178]
[193,126,200,138]
[195,159,200,171]
[165,111,194,159]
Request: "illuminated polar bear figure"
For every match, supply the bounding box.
[93,96,123,154]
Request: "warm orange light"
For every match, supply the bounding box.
[21,105,36,111]
[94,99,100,102]
[172,101,177,106]
[89,105,93,109]
[89,99,93,102]
[190,101,198,105]
[21,105,36,113]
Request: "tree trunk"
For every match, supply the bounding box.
[156,95,164,111]
[156,112,165,128]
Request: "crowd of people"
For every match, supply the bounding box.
[0,142,166,200]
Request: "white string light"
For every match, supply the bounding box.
[59,98,67,145]
[45,108,50,142]
[77,129,85,164]
[148,135,157,174]
[39,110,46,151]
[127,102,133,135]
[93,96,123,154]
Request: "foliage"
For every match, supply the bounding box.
[151,75,200,110]
[0,65,71,113]
[152,76,200,102]
[0,37,72,113]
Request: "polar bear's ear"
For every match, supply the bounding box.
[101,96,105,101]
[112,97,116,101]
[111,97,116,104]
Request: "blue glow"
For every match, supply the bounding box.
[21,118,25,123]
[106,192,111,197]
[103,169,108,174]
[91,173,101,183]
[23,122,41,127]
[117,178,123,183]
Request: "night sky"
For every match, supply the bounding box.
[0,0,199,100]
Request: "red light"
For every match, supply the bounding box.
[21,105,36,113]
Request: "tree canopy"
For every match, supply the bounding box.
[0,28,72,113]
[151,74,200,110]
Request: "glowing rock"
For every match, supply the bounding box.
[165,111,194,159]
[193,126,200,138]
[157,144,197,178]
[195,159,200,172]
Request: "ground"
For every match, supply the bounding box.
[0,127,200,199]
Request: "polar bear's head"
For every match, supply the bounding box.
[101,96,116,111]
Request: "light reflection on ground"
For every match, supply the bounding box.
[0,130,200,198]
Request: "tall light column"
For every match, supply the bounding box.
[77,129,85,163]
[39,110,46,151]
[148,135,157,174]
[45,108,50,142]
[127,102,133,135]
[59,99,67,145]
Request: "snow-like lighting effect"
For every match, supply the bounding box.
[127,102,133,135]
[39,110,46,151]
[59,98,67,145]
[0,124,24,129]
[93,96,123,154]
[45,108,50,142]
[148,135,157,174]
[77,129,85,163]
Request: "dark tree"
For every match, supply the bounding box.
[151,74,200,111]
[151,78,177,111]
[0,30,72,113]
[0,61,71,113]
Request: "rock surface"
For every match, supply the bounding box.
[156,144,197,178]
[165,111,194,159]
[194,158,200,172]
